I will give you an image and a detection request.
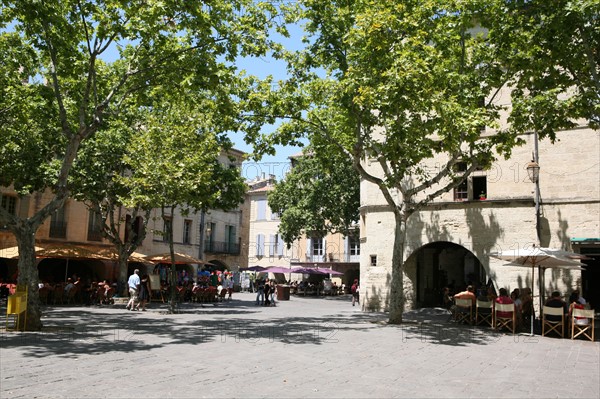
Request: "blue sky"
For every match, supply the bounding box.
[5,15,306,180]
[231,25,308,181]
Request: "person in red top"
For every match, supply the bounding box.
[495,287,514,319]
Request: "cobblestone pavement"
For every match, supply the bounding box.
[1,292,599,399]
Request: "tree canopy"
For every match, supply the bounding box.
[0,0,280,329]
[244,0,597,323]
[268,145,360,245]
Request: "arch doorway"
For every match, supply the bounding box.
[205,259,229,272]
[411,241,487,307]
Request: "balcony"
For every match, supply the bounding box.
[205,239,241,255]
[87,227,103,242]
[305,253,360,263]
[49,221,67,238]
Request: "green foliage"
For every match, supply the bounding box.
[0,0,281,327]
[482,0,600,132]
[245,0,597,323]
[268,145,359,245]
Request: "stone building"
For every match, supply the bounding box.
[360,120,600,313]
[0,148,246,284]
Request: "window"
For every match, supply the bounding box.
[269,234,284,257]
[87,210,103,241]
[452,162,488,201]
[1,195,17,228]
[125,215,144,242]
[370,255,377,266]
[454,180,468,201]
[205,222,216,251]
[163,217,172,242]
[226,225,236,251]
[312,237,324,257]
[472,175,487,201]
[49,204,67,238]
[453,162,469,201]
[349,235,360,256]
[256,199,266,220]
[183,219,192,244]
[1,195,17,215]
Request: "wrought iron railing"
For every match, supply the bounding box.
[87,227,103,242]
[205,239,241,255]
[49,221,67,238]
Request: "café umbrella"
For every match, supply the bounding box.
[490,246,587,335]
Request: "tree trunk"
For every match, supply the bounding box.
[15,224,43,331]
[118,249,129,297]
[388,213,407,325]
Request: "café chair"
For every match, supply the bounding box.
[494,303,516,334]
[476,299,493,327]
[454,298,473,325]
[542,306,565,338]
[571,308,595,341]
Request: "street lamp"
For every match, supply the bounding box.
[526,160,540,183]
[527,156,542,246]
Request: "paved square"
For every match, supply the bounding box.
[1,293,599,398]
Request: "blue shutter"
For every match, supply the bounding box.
[277,234,284,256]
[257,200,266,220]
[344,236,349,262]
[256,234,264,256]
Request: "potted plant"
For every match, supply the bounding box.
[479,192,486,200]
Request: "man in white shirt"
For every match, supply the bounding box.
[126,269,140,311]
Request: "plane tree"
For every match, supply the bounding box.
[0,0,280,329]
[267,144,360,246]
[243,0,591,323]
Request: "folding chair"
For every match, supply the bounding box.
[476,299,493,327]
[454,298,473,325]
[571,308,595,341]
[542,306,565,338]
[494,303,516,334]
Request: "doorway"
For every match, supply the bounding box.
[414,242,486,307]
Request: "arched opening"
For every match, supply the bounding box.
[205,259,229,272]
[410,241,487,308]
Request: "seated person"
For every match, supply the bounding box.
[454,285,476,305]
[520,288,533,319]
[568,291,589,326]
[510,288,523,327]
[495,288,515,319]
[442,287,453,310]
[544,290,568,322]
[569,289,587,305]
[64,278,75,293]
[486,286,497,302]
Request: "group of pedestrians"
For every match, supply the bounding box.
[255,279,277,306]
[126,269,151,311]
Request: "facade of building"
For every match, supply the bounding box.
[244,174,292,271]
[243,160,361,286]
[360,117,600,312]
[0,148,247,284]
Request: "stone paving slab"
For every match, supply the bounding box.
[1,292,599,399]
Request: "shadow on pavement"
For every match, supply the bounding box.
[0,300,508,358]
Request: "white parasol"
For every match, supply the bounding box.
[490,245,587,335]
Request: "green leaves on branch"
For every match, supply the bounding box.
[268,146,359,245]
